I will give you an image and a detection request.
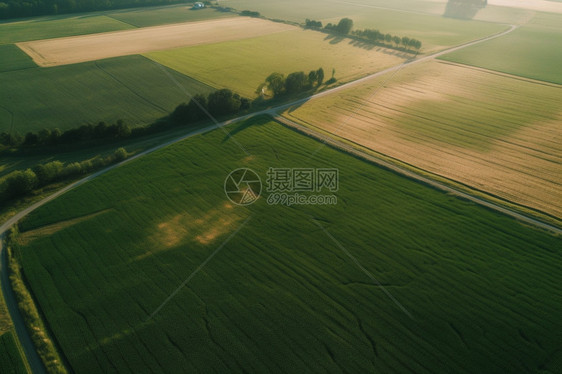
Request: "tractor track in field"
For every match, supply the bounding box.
[4,21,560,374]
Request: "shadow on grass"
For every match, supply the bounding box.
[443,0,486,20]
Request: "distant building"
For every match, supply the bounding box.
[192,2,204,9]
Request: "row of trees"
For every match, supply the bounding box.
[305,18,353,35]
[258,68,325,98]
[352,29,422,50]
[0,0,183,19]
[240,9,260,17]
[0,88,251,150]
[171,88,250,124]
[0,120,132,148]
[304,17,422,51]
[0,148,127,203]
[0,88,250,204]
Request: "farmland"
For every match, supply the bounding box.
[0,331,28,374]
[0,44,35,72]
[283,60,562,219]
[18,17,296,67]
[106,5,235,28]
[440,12,562,84]
[146,29,409,98]
[0,55,214,133]
[14,118,562,373]
[0,15,133,45]
[223,0,506,52]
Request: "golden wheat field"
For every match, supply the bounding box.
[284,60,562,218]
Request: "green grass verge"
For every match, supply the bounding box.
[0,55,214,134]
[439,12,562,84]
[106,5,235,27]
[6,230,67,373]
[0,45,36,72]
[0,331,29,374]
[0,15,133,44]
[15,117,562,373]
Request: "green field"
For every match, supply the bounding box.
[106,5,235,28]
[15,117,562,373]
[0,15,133,44]
[223,0,506,52]
[0,331,28,374]
[0,45,36,72]
[440,12,562,84]
[146,29,409,98]
[0,55,214,134]
[0,5,236,45]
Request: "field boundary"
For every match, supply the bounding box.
[437,60,562,87]
[16,17,297,67]
[273,114,562,235]
[0,236,45,374]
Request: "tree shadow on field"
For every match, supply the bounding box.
[221,116,269,143]
[443,0,486,20]
[324,34,345,45]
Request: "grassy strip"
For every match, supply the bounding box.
[5,229,67,373]
[0,330,30,374]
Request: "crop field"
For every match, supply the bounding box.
[0,44,36,72]
[146,29,409,98]
[18,17,296,67]
[0,55,214,133]
[440,12,562,84]
[0,15,133,45]
[106,5,235,28]
[0,332,28,374]
[14,118,562,373]
[223,0,506,52]
[283,60,562,219]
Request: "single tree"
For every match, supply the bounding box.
[266,72,285,96]
[401,36,410,48]
[308,70,317,86]
[335,18,353,34]
[285,71,308,94]
[317,67,325,86]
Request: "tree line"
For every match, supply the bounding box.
[0,88,251,204]
[0,0,184,19]
[257,67,326,98]
[352,29,422,50]
[305,17,422,51]
[0,88,250,150]
[0,147,127,203]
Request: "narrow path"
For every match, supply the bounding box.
[0,236,45,374]
[1,21,545,374]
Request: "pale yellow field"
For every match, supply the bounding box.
[16,17,296,67]
[284,61,562,218]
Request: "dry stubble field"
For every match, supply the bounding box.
[16,17,296,67]
[283,60,562,218]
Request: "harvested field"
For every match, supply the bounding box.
[17,17,296,67]
[283,60,562,218]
